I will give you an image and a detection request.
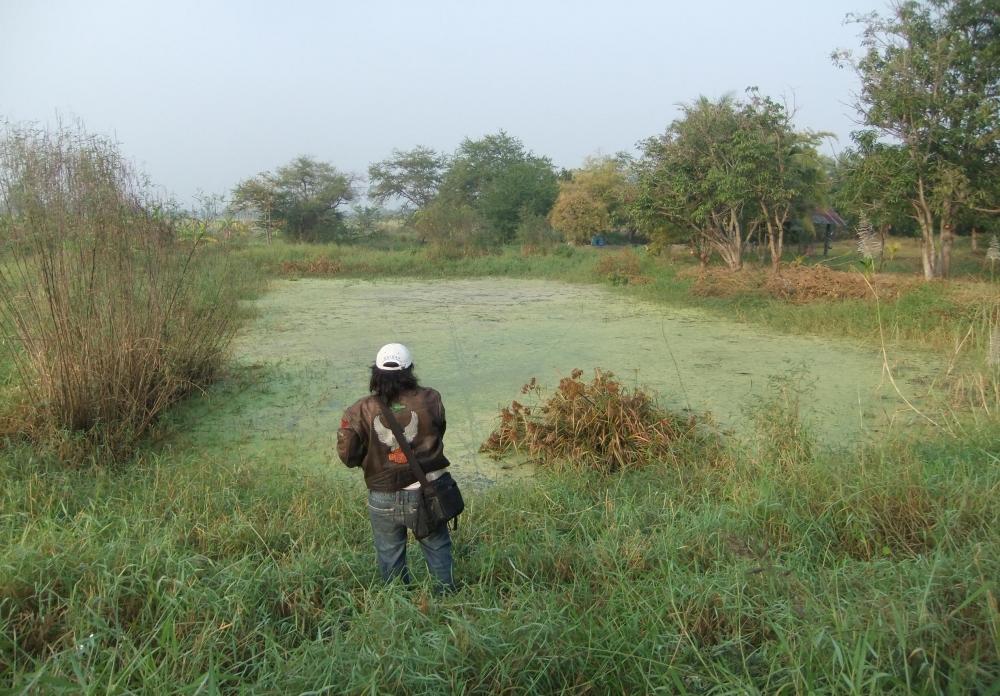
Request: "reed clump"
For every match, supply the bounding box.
[480,368,705,473]
[0,123,242,461]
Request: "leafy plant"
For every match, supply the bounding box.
[232,156,356,243]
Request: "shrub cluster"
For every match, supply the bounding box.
[0,123,242,461]
[594,249,651,286]
[480,368,703,473]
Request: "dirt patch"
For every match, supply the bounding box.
[683,265,919,303]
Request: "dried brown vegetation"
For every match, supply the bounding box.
[683,265,918,303]
[480,368,706,473]
[280,258,345,275]
[594,249,652,286]
[0,123,241,460]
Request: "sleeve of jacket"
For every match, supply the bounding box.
[430,388,446,437]
[337,400,367,468]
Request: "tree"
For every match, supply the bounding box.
[347,204,382,237]
[413,199,487,258]
[367,146,448,210]
[438,131,558,245]
[549,185,610,244]
[232,156,355,242]
[741,91,828,272]
[229,176,279,243]
[549,156,635,244]
[836,0,1000,278]
[832,131,915,243]
[633,96,759,270]
[633,94,826,271]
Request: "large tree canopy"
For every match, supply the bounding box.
[633,95,755,270]
[837,0,1000,278]
[549,156,634,244]
[831,131,915,235]
[741,91,828,271]
[438,131,558,245]
[632,93,826,271]
[367,146,448,210]
[232,156,355,242]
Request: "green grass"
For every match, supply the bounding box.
[2,237,998,693]
[1,392,997,693]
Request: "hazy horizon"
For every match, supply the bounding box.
[1,0,883,207]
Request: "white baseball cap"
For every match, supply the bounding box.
[375,343,413,371]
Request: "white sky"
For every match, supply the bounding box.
[1,0,882,205]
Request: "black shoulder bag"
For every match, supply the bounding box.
[376,400,464,539]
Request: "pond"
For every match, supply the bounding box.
[171,278,933,486]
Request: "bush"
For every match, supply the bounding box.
[480,368,709,473]
[594,249,650,285]
[515,211,563,256]
[0,123,243,461]
[412,200,493,259]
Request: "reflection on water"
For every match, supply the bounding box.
[171,278,932,486]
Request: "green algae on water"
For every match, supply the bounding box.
[170,278,933,485]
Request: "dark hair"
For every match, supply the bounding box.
[369,364,419,404]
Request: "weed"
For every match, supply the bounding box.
[745,374,815,477]
[480,368,709,473]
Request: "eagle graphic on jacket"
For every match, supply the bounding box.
[374,411,418,464]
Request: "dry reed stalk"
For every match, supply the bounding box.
[0,122,239,460]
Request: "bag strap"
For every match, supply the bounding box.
[376,399,431,488]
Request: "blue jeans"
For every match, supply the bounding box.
[367,489,454,591]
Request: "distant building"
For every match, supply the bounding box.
[812,209,848,256]
[812,208,847,235]
[786,208,847,256]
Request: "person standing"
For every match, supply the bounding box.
[337,343,455,591]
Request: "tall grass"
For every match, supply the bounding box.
[0,382,996,693]
[0,123,247,461]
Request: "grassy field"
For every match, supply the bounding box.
[2,381,997,693]
[2,235,998,693]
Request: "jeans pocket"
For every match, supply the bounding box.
[367,493,396,514]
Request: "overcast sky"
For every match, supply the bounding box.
[1,0,884,206]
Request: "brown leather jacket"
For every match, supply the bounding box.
[337,387,450,491]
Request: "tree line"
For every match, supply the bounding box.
[231,0,998,279]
